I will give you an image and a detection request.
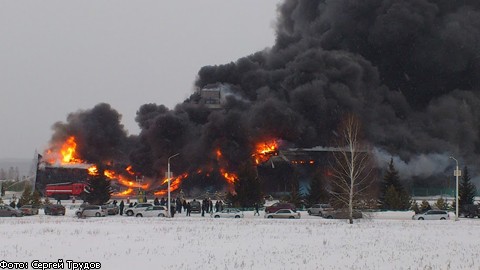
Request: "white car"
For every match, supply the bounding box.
[307,204,333,216]
[412,210,449,220]
[75,205,107,218]
[265,209,301,219]
[135,206,168,217]
[124,203,153,216]
[212,208,244,218]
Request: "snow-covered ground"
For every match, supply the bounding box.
[1,208,479,270]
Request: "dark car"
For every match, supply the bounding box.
[44,204,66,216]
[0,205,23,217]
[190,201,201,213]
[19,205,39,215]
[460,204,480,218]
[264,202,296,213]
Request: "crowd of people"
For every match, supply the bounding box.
[113,196,230,217]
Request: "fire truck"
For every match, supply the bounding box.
[45,182,87,200]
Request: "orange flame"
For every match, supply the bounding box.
[220,169,237,184]
[252,140,278,164]
[126,166,135,175]
[155,172,189,196]
[88,165,98,175]
[60,136,80,163]
[113,188,134,196]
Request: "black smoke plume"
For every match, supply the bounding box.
[48,0,480,188]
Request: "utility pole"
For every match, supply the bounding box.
[449,156,461,221]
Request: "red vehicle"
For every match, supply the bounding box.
[264,202,297,214]
[45,182,87,200]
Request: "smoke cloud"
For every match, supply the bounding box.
[47,0,480,187]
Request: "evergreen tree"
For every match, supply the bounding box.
[85,168,112,205]
[459,166,477,207]
[305,169,330,206]
[43,197,51,205]
[450,200,456,212]
[289,173,302,207]
[435,197,449,210]
[411,200,420,214]
[31,190,42,208]
[420,200,431,213]
[234,160,262,207]
[381,158,410,210]
[225,192,236,207]
[18,184,33,207]
[382,158,402,196]
[0,168,6,180]
[15,167,20,181]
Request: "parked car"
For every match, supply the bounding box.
[264,202,296,213]
[135,206,168,217]
[323,209,363,219]
[265,209,301,219]
[460,204,480,218]
[104,204,119,215]
[43,204,66,216]
[19,205,39,215]
[412,210,449,220]
[307,204,334,216]
[124,203,153,216]
[0,205,23,217]
[75,205,107,218]
[189,200,201,213]
[213,208,244,218]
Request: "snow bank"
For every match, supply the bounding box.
[0,211,479,269]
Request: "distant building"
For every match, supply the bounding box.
[198,84,223,109]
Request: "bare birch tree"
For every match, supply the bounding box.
[330,114,374,224]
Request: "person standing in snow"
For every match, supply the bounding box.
[119,200,125,215]
[254,203,260,216]
[186,202,191,216]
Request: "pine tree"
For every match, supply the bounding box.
[420,200,431,213]
[234,160,262,208]
[18,184,33,207]
[305,169,330,206]
[435,197,449,210]
[411,200,420,214]
[31,190,42,208]
[85,168,112,205]
[289,173,302,207]
[381,158,410,210]
[459,166,477,207]
[43,197,51,205]
[8,167,15,180]
[0,168,6,180]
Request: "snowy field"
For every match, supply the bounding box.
[1,209,480,270]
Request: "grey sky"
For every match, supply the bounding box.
[0,0,282,159]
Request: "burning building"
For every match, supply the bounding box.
[40,0,480,197]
